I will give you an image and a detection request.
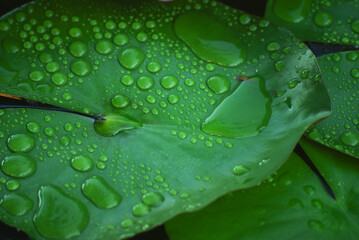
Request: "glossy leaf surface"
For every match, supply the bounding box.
[0,0,330,239]
[265,0,359,45]
[306,51,359,159]
[166,138,359,240]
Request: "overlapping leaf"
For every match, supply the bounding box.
[0,0,330,239]
[305,51,359,158]
[265,0,359,45]
[165,138,359,240]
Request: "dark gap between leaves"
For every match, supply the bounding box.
[294,144,336,200]
[0,95,104,121]
[305,41,359,57]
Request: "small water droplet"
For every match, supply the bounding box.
[314,12,334,27]
[71,155,93,172]
[160,75,179,90]
[132,203,150,216]
[142,192,164,207]
[70,59,91,77]
[231,164,249,176]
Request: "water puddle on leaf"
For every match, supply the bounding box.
[174,11,246,67]
[201,77,272,138]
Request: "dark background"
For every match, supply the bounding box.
[0,0,267,240]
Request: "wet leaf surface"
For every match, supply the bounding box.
[0,0,330,239]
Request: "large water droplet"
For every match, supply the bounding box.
[174,11,246,67]
[94,113,141,136]
[71,155,93,172]
[95,40,114,55]
[142,192,164,207]
[69,41,88,58]
[206,75,230,94]
[111,94,130,109]
[1,153,37,178]
[132,203,150,216]
[272,0,311,23]
[314,12,334,27]
[82,176,122,209]
[0,193,33,216]
[7,133,36,153]
[340,131,359,146]
[118,46,145,70]
[0,60,19,83]
[70,59,91,77]
[33,185,89,239]
[201,77,272,138]
[160,75,179,90]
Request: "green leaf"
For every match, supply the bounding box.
[305,51,359,159]
[265,0,359,45]
[0,0,330,239]
[165,138,359,240]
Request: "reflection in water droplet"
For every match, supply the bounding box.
[82,176,122,209]
[33,185,89,239]
[142,192,164,207]
[201,77,272,138]
[174,11,246,67]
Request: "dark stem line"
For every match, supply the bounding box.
[294,144,336,200]
[0,96,104,121]
[305,41,359,57]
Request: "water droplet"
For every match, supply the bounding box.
[137,75,154,90]
[311,199,323,210]
[6,180,20,191]
[307,219,324,230]
[118,46,145,70]
[33,185,89,239]
[69,27,82,38]
[70,59,91,77]
[266,42,280,52]
[95,40,114,55]
[0,193,33,216]
[111,94,130,109]
[206,75,230,95]
[340,131,359,146]
[94,113,141,136]
[121,74,135,86]
[303,185,315,196]
[51,72,68,86]
[142,192,164,207]
[231,164,249,176]
[30,70,45,82]
[46,62,60,73]
[314,12,334,27]
[7,133,36,153]
[69,41,87,58]
[27,122,40,133]
[147,61,162,73]
[168,94,180,104]
[121,219,134,228]
[202,77,272,138]
[174,11,246,67]
[288,198,304,209]
[351,19,359,34]
[71,155,93,172]
[132,203,150,216]
[1,153,37,178]
[114,34,129,46]
[82,176,122,209]
[0,60,19,83]
[160,75,179,90]
[272,0,311,23]
[2,38,20,53]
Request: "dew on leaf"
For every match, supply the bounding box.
[95,40,114,55]
[70,59,91,77]
[118,46,145,70]
[174,11,246,67]
[1,153,37,178]
[29,70,45,82]
[51,72,68,86]
[82,176,122,209]
[33,185,89,239]
[69,41,88,57]
[142,192,164,207]
[0,193,33,216]
[111,94,130,109]
[71,155,93,172]
[132,202,150,216]
[314,12,334,27]
[94,113,141,136]
[113,34,129,46]
[160,75,179,90]
[121,74,135,86]
[231,164,249,176]
[6,179,20,191]
[137,75,154,90]
[272,0,311,23]
[206,75,230,95]
[7,133,36,153]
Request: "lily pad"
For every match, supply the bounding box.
[0,0,330,239]
[166,138,359,240]
[305,51,359,159]
[265,0,359,45]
